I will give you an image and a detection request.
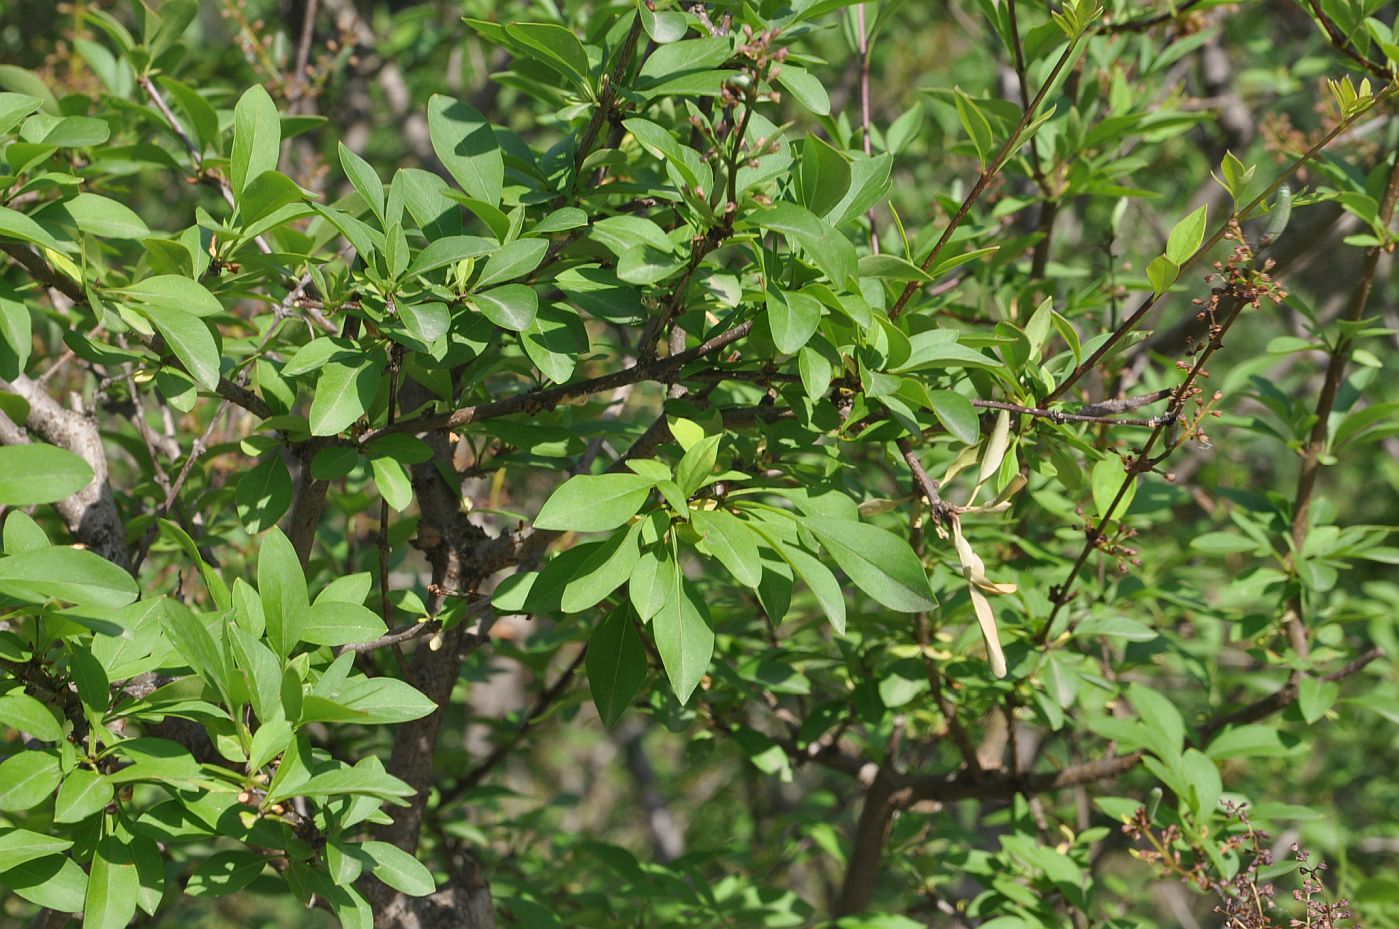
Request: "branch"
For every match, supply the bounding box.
[972,398,1173,427]
[1044,89,1393,405]
[1304,0,1392,79]
[1100,0,1205,33]
[363,319,754,440]
[572,14,645,182]
[439,646,587,804]
[1283,149,1399,660]
[1197,647,1384,744]
[888,32,1082,320]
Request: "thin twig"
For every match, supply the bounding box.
[888,34,1082,320]
[439,646,588,803]
[292,0,320,100]
[1282,147,1399,662]
[1045,89,1393,405]
[365,319,755,440]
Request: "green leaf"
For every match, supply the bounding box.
[236,454,294,533]
[953,89,995,165]
[0,444,92,505]
[616,244,685,285]
[407,235,496,276]
[774,64,830,115]
[651,573,714,704]
[1146,255,1179,295]
[427,95,503,207]
[771,539,846,635]
[691,509,762,588]
[0,292,31,380]
[1205,724,1299,760]
[301,600,388,648]
[124,833,159,917]
[238,170,306,226]
[1074,615,1158,642]
[0,692,63,741]
[1090,455,1134,520]
[310,356,384,436]
[0,545,138,608]
[587,605,648,727]
[472,284,539,332]
[259,527,308,657]
[65,193,149,239]
[1181,748,1222,817]
[370,455,413,511]
[138,302,221,390]
[160,601,229,701]
[118,275,222,317]
[4,854,88,912]
[767,289,823,354]
[858,253,932,282]
[534,473,656,533]
[1165,204,1208,265]
[1127,682,1186,762]
[0,204,68,252]
[638,5,688,42]
[230,84,280,198]
[0,829,72,873]
[560,524,642,613]
[0,92,41,136]
[30,114,109,147]
[275,762,415,802]
[1297,677,1339,724]
[805,517,935,612]
[157,76,218,149]
[360,840,436,897]
[754,202,827,241]
[800,134,853,219]
[53,768,113,824]
[628,545,672,621]
[927,391,979,445]
[476,237,549,289]
[675,434,721,497]
[339,141,385,223]
[523,301,588,384]
[185,851,267,897]
[333,678,436,724]
[1190,531,1259,554]
[0,751,60,811]
[505,23,592,94]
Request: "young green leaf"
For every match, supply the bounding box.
[535,473,656,533]
[230,84,280,197]
[1165,204,1208,266]
[651,573,714,704]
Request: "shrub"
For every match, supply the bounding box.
[0,2,1395,927]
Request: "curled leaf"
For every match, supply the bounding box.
[950,515,1012,678]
